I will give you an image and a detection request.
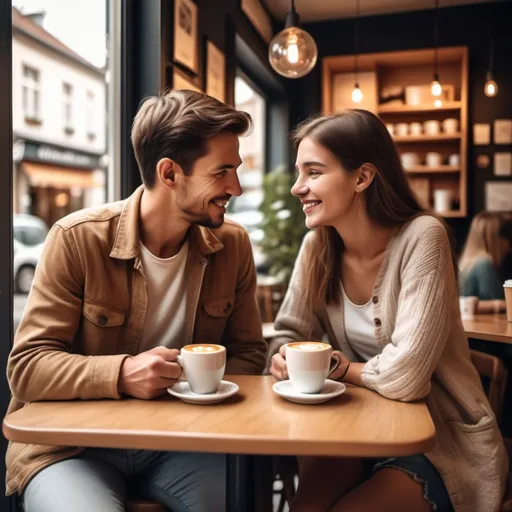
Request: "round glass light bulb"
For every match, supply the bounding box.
[431,80,442,97]
[484,79,498,97]
[352,84,363,104]
[269,26,318,79]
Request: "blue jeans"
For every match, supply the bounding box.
[23,448,226,512]
[371,454,454,511]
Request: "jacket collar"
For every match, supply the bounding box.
[109,185,224,260]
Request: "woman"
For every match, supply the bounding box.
[269,110,507,512]
[459,212,510,314]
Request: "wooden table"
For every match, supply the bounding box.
[463,314,512,344]
[3,375,435,511]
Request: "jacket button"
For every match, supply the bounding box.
[372,296,379,304]
[98,316,108,326]
[374,318,382,327]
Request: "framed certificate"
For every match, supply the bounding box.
[206,41,226,103]
[174,0,198,73]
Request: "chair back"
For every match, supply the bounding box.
[470,349,508,425]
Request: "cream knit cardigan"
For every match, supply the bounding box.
[272,215,508,512]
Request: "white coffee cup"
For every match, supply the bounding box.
[286,342,341,394]
[442,118,459,134]
[177,344,226,394]
[426,152,443,167]
[385,123,395,136]
[396,123,409,137]
[504,280,512,323]
[448,154,460,167]
[424,120,440,135]
[433,189,452,212]
[410,122,423,136]
[459,296,478,320]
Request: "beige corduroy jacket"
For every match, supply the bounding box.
[271,215,508,512]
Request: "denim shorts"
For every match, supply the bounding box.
[369,454,454,511]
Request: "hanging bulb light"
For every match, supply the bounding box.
[351,0,363,104]
[268,0,318,79]
[431,0,442,98]
[352,83,363,103]
[484,29,498,97]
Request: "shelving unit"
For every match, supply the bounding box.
[322,46,469,217]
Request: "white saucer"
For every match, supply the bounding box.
[273,379,346,405]
[167,380,239,404]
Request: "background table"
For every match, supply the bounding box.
[463,314,512,344]
[3,375,435,511]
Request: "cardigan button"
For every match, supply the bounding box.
[372,296,379,304]
[98,316,108,326]
[374,318,382,327]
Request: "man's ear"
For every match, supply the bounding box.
[156,158,180,189]
[355,163,377,193]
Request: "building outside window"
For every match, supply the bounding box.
[86,90,95,139]
[22,64,40,122]
[63,82,73,134]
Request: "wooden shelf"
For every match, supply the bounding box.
[394,134,461,142]
[378,102,462,114]
[405,166,460,173]
[441,210,466,218]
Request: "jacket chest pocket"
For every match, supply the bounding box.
[81,301,126,354]
[197,297,234,344]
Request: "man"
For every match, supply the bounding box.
[6,90,267,512]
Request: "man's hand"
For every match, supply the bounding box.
[118,346,182,399]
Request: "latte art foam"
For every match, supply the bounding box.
[183,344,223,353]
[288,342,330,351]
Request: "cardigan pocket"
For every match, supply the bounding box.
[448,415,503,478]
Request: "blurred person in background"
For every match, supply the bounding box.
[459,212,510,314]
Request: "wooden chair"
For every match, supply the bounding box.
[126,499,166,512]
[469,349,512,511]
[470,349,508,426]
[257,275,286,323]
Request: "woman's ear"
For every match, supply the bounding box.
[355,163,377,193]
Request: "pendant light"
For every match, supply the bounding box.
[268,0,318,79]
[431,0,442,98]
[351,0,363,104]
[484,26,498,97]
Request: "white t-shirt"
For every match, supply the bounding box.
[138,240,189,353]
[342,286,380,362]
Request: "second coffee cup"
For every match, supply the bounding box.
[177,344,226,394]
[286,342,340,394]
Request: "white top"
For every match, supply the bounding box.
[138,240,189,352]
[342,286,380,362]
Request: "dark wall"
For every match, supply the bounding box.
[290,0,512,249]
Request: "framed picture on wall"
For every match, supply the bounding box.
[173,68,202,92]
[206,41,226,103]
[241,0,273,43]
[485,182,512,212]
[174,0,198,73]
[494,119,512,145]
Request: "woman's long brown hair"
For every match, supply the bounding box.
[292,109,456,311]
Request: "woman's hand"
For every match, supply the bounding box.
[270,346,352,382]
[270,345,289,381]
[328,350,351,381]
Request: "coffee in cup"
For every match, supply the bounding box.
[504,280,512,323]
[286,342,340,394]
[177,344,226,394]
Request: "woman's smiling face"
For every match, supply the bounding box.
[291,137,360,229]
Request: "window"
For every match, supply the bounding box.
[86,90,95,138]
[63,82,73,133]
[22,65,40,122]
[226,74,266,270]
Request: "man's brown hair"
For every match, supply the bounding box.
[131,89,252,187]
